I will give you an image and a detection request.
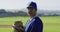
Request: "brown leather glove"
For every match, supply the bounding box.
[13,21,25,32]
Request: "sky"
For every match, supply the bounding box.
[0,0,60,10]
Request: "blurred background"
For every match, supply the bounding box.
[0,0,60,32]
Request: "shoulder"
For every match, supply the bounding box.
[34,16,42,22]
[33,16,43,25]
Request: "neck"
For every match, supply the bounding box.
[30,16,34,18]
[30,15,36,18]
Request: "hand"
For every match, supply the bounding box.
[13,25,25,32]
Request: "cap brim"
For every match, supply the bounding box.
[27,6,33,9]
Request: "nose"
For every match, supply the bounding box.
[29,9,32,13]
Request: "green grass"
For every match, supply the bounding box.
[0,28,12,32]
[0,16,60,32]
[41,16,60,32]
[0,17,28,25]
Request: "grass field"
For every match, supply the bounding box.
[0,16,60,32]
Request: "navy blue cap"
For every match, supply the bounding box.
[27,2,37,10]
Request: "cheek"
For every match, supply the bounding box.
[29,11,31,14]
[28,9,35,15]
[29,12,33,15]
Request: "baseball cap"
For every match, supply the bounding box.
[27,2,37,10]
